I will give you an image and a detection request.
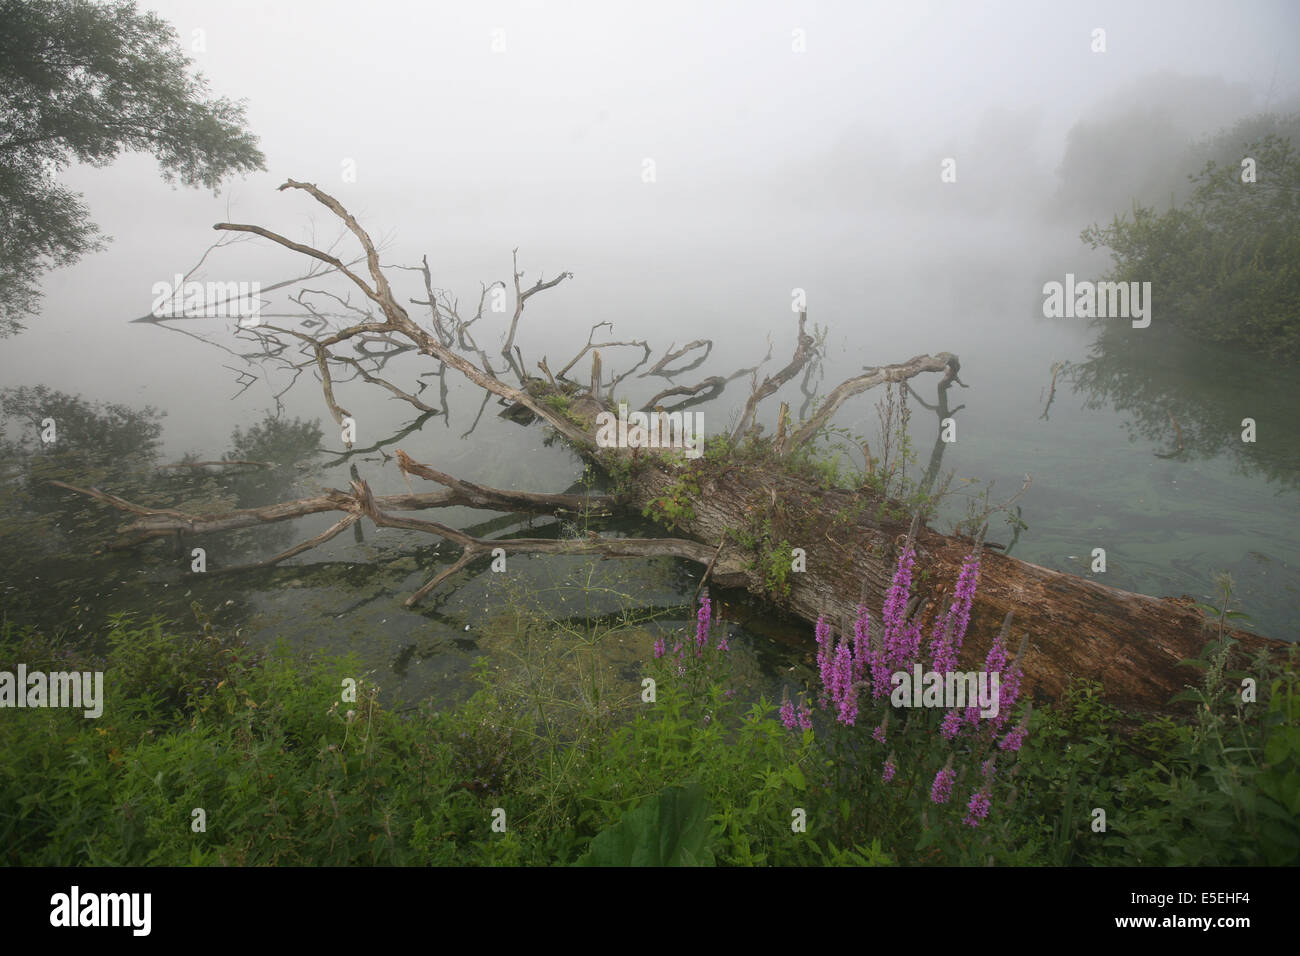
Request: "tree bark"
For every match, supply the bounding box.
[608,452,1280,713]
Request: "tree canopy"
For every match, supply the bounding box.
[0,0,266,336]
[1082,114,1300,358]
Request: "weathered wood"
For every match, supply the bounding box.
[609,451,1282,713]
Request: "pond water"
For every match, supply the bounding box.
[2,194,1296,711]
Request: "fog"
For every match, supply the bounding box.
[4,3,1299,627]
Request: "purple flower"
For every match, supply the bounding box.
[780,693,813,731]
[868,647,893,701]
[964,788,991,827]
[871,722,887,744]
[696,591,712,652]
[999,717,1029,752]
[653,637,665,659]
[930,552,980,674]
[940,708,963,740]
[882,758,897,783]
[992,665,1022,732]
[832,641,857,725]
[717,630,729,652]
[779,695,797,729]
[930,766,956,804]
[815,615,832,704]
[882,548,915,635]
[895,618,923,672]
[984,620,1007,681]
[882,548,917,669]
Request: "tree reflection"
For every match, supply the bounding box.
[1065,324,1300,489]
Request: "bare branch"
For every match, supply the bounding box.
[501,247,574,371]
[777,352,960,456]
[158,459,274,470]
[731,312,815,442]
[639,339,713,378]
[213,221,385,310]
[204,514,361,576]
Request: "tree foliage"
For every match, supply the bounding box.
[1082,116,1300,358]
[0,0,266,336]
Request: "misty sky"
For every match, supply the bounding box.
[6,0,1300,454]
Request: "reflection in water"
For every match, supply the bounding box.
[1066,323,1300,489]
[0,389,323,637]
[0,381,792,711]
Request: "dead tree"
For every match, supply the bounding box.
[66,179,1286,714]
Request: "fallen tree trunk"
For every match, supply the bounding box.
[608,450,1282,713]
[58,421,1283,714]
[99,177,1286,717]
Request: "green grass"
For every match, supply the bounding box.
[1,593,1293,866]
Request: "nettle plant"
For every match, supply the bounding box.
[780,528,1032,861]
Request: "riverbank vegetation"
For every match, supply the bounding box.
[2,553,1294,867]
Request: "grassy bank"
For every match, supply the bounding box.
[1,584,1295,867]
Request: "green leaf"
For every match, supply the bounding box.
[574,783,717,867]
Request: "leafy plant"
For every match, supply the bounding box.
[575,782,716,866]
[642,470,699,530]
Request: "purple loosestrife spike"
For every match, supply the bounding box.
[869,647,893,701]
[984,616,1008,677]
[696,591,712,651]
[882,755,897,783]
[881,547,916,668]
[653,637,665,659]
[931,765,956,804]
[993,664,1022,732]
[999,705,1032,752]
[941,708,963,740]
[798,701,813,730]
[966,621,1010,727]
[815,615,832,675]
[964,788,991,827]
[779,694,797,729]
[931,551,981,673]
[999,723,1027,752]
[930,602,959,678]
[872,713,889,744]
[832,640,857,725]
[896,618,923,671]
[882,548,915,633]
